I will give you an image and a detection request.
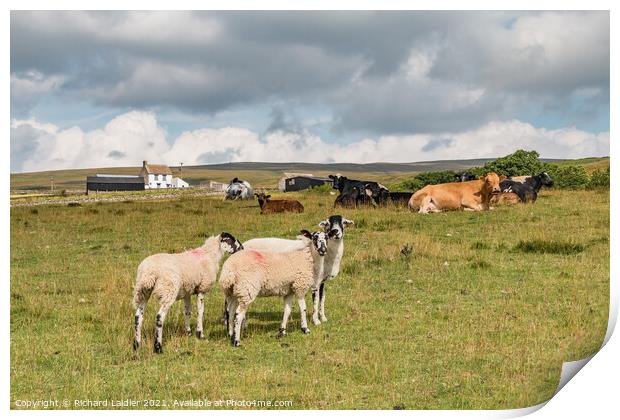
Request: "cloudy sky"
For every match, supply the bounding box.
[10,11,609,172]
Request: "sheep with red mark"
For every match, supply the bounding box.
[132,232,243,353]
[219,230,331,346]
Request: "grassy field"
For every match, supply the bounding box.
[10,188,609,409]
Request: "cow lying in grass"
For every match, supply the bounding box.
[255,192,304,214]
[499,172,554,203]
[408,172,501,213]
[362,187,412,207]
[490,192,521,205]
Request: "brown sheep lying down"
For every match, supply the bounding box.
[255,192,304,214]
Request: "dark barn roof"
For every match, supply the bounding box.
[87,175,145,184]
[87,175,145,191]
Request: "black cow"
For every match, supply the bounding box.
[499,172,554,203]
[329,175,385,207]
[362,185,412,207]
[524,172,554,192]
[385,192,413,206]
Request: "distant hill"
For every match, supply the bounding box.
[10,157,608,192]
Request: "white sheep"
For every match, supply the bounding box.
[219,230,330,346]
[132,232,243,353]
[242,215,353,326]
[314,215,354,325]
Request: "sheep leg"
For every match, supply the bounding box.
[222,298,228,325]
[183,296,192,336]
[133,302,146,350]
[232,304,247,347]
[278,294,294,338]
[227,298,238,339]
[298,296,310,334]
[154,302,172,354]
[311,287,321,325]
[319,283,328,322]
[196,293,205,339]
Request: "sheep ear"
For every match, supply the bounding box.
[319,220,329,229]
[300,229,312,239]
[265,195,271,199]
[343,218,354,225]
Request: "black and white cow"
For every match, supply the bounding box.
[499,172,554,203]
[314,215,354,325]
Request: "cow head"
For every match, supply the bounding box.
[484,172,501,194]
[319,215,354,240]
[328,175,347,191]
[300,229,328,256]
[254,192,271,206]
[538,172,554,187]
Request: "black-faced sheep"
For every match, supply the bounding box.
[219,230,330,346]
[314,215,354,325]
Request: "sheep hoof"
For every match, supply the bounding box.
[154,342,163,354]
[277,328,287,338]
[312,318,321,326]
[186,329,192,336]
[233,340,241,347]
[301,327,311,334]
[196,330,205,339]
[133,340,140,351]
[320,316,328,322]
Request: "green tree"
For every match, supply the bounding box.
[546,164,590,189]
[483,150,545,177]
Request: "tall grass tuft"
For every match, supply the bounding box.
[513,240,585,255]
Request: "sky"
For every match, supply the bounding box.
[10,11,610,173]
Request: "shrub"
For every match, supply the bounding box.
[483,150,545,177]
[393,170,459,192]
[588,167,610,189]
[546,164,590,189]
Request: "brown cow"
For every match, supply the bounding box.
[255,192,304,214]
[408,172,501,213]
[509,175,529,183]
[490,192,520,205]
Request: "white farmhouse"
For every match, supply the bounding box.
[140,161,173,189]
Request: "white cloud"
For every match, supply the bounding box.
[13,111,169,172]
[11,111,609,173]
[10,71,64,112]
